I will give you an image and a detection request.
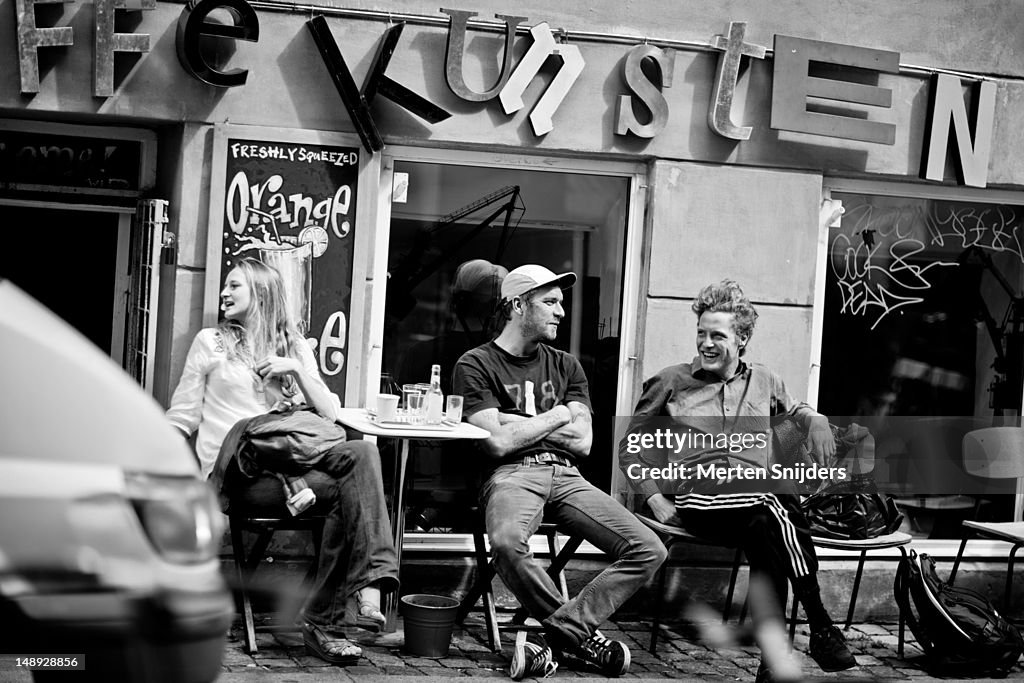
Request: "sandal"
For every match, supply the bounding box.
[355,589,387,633]
[302,621,361,665]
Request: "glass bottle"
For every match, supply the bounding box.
[380,372,400,397]
[425,364,444,424]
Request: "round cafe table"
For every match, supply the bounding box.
[334,407,490,630]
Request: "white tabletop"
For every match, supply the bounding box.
[336,407,490,441]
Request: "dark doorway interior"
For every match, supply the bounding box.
[0,206,118,354]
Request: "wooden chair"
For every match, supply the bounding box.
[456,506,584,654]
[636,514,745,654]
[949,427,1024,610]
[228,512,325,653]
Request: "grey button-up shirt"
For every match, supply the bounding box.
[619,357,816,499]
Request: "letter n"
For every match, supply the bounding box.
[498,23,584,136]
[921,73,996,188]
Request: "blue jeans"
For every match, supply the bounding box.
[226,440,400,629]
[481,462,666,648]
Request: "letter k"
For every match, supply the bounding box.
[307,16,452,152]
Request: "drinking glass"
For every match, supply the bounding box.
[258,242,313,330]
[402,384,421,413]
[406,393,425,425]
[445,395,464,423]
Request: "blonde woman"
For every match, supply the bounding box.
[166,257,398,665]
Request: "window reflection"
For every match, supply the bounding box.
[819,192,1024,535]
[382,161,630,532]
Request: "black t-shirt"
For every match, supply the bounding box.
[453,341,592,463]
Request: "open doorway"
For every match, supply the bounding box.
[0,204,129,359]
[380,159,634,531]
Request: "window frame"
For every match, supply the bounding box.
[365,146,648,429]
[813,178,1024,407]
[816,178,1024,556]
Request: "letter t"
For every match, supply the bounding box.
[707,22,766,140]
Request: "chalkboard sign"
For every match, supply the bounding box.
[217,137,360,400]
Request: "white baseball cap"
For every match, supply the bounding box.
[500,264,577,302]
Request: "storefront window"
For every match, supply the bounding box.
[381,159,631,532]
[819,190,1024,535]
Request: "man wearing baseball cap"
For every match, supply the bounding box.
[453,264,666,680]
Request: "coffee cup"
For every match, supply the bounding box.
[377,393,399,422]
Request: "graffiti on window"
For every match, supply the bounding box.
[830,200,1023,330]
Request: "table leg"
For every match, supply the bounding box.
[382,438,409,632]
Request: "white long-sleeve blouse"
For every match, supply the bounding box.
[166,328,341,478]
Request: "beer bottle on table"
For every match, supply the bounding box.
[425,364,444,424]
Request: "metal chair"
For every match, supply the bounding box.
[456,506,584,654]
[789,532,913,655]
[636,514,745,654]
[228,512,325,653]
[640,515,913,656]
[949,427,1024,610]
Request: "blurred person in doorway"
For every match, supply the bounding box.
[396,259,507,531]
[398,258,509,393]
[165,257,398,666]
[454,264,666,680]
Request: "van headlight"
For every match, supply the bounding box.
[124,473,223,564]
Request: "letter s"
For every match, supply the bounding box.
[615,44,675,138]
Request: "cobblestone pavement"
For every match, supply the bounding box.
[217,615,1024,681]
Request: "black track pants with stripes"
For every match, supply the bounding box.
[674,491,819,617]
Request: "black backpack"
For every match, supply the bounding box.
[894,550,1024,676]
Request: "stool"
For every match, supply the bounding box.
[456,507,584,654]
[229,512,326,653]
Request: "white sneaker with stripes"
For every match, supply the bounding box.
[509,631,558,680]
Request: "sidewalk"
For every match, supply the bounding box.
[216,613,1024,681]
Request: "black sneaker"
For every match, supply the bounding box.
[571,632,630,677]
[754,660,774,683]
[808,625,856,672]
[510,632,557,680]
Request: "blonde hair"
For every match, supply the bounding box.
[692,279,759,355]
[217,258,304,392]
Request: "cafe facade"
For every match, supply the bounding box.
[3,0,1024,546]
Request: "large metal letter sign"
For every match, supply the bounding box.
[94,0,156,97]
[708,22,766,140]
[441,8,527,102]
[771,35,898,144]
[175,0,259,87]
[499,23,584,136]
[360,22,452,124]
[308,17,451,153]
[15,0,74,93]
[529,42,584,135]
[616,44,675,138]
[307,15,382,152]
[499,23,555,115]
[921,73,996,188]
